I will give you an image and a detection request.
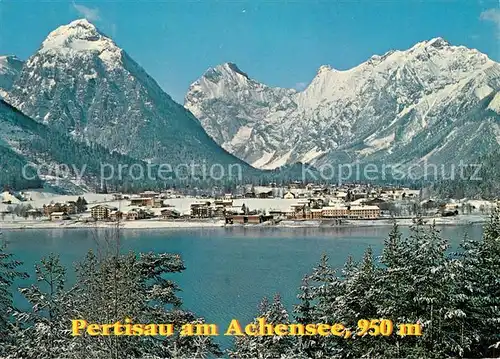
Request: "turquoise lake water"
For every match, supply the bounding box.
[1,225,483,349]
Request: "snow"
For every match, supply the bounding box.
[84,72,98,81]
[474,85,494,100]
[0,191,22,204]
[487,92,500,114]
[38,18,122,70]
[251,151,275,168]
[229,126,253,148]
[359,133,395,156]
[261,149,294,170]
[300,146,326,163]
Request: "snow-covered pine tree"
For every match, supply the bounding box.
[294,254,346,358]
[292,278,318,358]
[454,209,500,357]
[67,250,221,359]
[9,254,73,359]
[337,247,380,359]
[0,241,27,356]
[229,293,293,358]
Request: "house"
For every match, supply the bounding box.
[289,181,302,189]
[285,204,308,219]
[214,199,233,210]
[129,198,154,207]
[65,201,77,215]
[244,191,256,198]
[214,199,233,206]
[365,198,386,206]
[283,191,296,199]
[225,214,273,224]
[26,209,43,219]
[140,191,160,198]
[255,189,273,199]
[126,208,148,221]
[109,211,123,221]
[50,212,70,221]
[225,206,245,215]
[322,206,348,218]
[43,203,64,216]
[284,208,297,219]
[152,199,165,208]
[310,209,323,219]
[190,202,213,218]
[309,197,326,208]
[112,193,124,200]
[90,205,117,220]
[43,202,77,216]
[161,208,181,219]
[333,191,348,200]
[348,205,381,219]
[269,209,284,217]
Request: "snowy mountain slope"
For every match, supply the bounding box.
[186,38,500,170]
[0,55,23,98]
[6,19,251,171]
[0,99,160,191]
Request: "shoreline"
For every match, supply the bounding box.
[0,215,487,230]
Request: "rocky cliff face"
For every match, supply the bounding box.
[0,55,23,98]
[186,38,500,170]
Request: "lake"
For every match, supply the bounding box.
[1,224,483,349]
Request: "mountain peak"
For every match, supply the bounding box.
[37,18,122,69]
[427,37,450,47]
[0,55,23,73]
[201,62,250,85]
[411,36,451,51]
[40,18,113,52]
[219,62,250,79]
[317,65,332,75]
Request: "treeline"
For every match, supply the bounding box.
[432,149,500,200]
[232,214,500,358]
[1,213,499,358]
[0,233,221,359]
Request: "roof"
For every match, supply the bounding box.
[50,212,67,216]
[161,208,180,213]
[350,205,380,210]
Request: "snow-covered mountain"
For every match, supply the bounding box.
[186,38,500,170]
[0,55,23,98]
[6,19,250,170]
[0,99,158,191]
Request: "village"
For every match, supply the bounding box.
[0,182,497,228]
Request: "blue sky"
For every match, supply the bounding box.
[0,0,498,102]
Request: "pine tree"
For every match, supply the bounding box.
[454,209,500,357]
[0,241,28,356]
[9,254,72,359]
[229,294,293,358]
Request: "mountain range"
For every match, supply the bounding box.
[185,38,500,170]
[0,19,499,191]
